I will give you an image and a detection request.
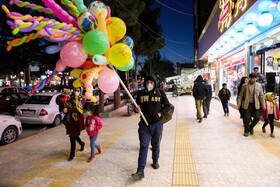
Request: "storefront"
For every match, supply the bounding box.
[198,0,280,104]
[219,49,246,102]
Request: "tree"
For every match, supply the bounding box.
[140,51,176,80]
[133,0,165,81]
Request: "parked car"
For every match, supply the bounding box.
[0,93,30,115]
[0,115,22,144]
[0,86,30,94]
[92,89,110,105]
[16,92,63,126]
[106,92,124,100]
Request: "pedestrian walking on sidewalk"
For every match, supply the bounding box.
[59,87,86,161]
[237,73,266,137]
[202,79,212,118]
[262,92,280,138]
[254,67,267,92]
[193,75,208,123]
[85,103,103,162]
[237,77,248,119]
[218,83,231,116]
[131,74,171,180]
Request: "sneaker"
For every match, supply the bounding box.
[131,171,144,180]
[226,113,229,116]
[197,117,199,120]
[68,156,74,161]
[198,118,203,123]
[97,145,102,154]
[250,129,254,135]
[88,156,95,162]
[271,133,275,138]
[80,142,85,151]
[152,160,160,169]
[244,133,249,137]
[203,115,207,118]
[262,127,266,133]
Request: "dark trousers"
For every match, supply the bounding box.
[221,100,229,114]
[137,120,163,172]
[262,114,275,133]
[243,103,261,133]
[203,99,211,115]
[70,136,84,157]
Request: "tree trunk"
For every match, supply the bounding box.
[135,55,138,82]
[24,63,30,87]
[130,69,134,82]
[114,86,120,109]
[99,90,104,112]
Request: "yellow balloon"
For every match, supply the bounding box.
[106,17,126,42]
[108,43,132,67]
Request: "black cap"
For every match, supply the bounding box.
[249,73,258,78]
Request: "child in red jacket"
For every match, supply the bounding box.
[262,92,280,138]
[85,103,103,162]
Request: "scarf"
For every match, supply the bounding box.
[265,92,275,109]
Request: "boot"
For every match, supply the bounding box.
[131,171,144,180]
[80,142,85,151]
[152,160,160,169]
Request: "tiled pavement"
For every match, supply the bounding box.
[1,95,280,187]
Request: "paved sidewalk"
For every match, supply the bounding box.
[1,96,280,187]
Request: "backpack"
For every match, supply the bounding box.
[159,89,175,124]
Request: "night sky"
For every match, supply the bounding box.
[152,0,194,63]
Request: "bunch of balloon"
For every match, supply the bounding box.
[2,0,135,102]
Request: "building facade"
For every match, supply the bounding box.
[198,0,280,103]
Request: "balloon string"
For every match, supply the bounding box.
[107,63,149,126]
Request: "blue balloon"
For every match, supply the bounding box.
[45,45,62,54]
[34,78,47,91]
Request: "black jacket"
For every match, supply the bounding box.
[205,84,212,100]
[218,88,231,101]
[193,75,208,100]
[136,75,171,124]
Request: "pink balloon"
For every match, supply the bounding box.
[55,59,66,71]
[98,67,119,93]
[60,41,88,67]
[42,0,78,27]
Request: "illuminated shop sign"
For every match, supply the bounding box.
[220,50,245,68]
[218,0,247,32]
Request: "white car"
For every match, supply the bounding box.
[0,115,22,144]
[16,92,63,126]
[106,92,124,100]
[92,90,110,105]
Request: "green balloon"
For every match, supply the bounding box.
[115,57,134,71]
[83,30,109,56]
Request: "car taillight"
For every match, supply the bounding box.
[40,109,48,116]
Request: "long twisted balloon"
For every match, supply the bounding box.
[9,21,82,36]
[61,0,80,18]
[26,71,59,94]
[42,0,78,27]
[7,33,43,51]
[9,0,54,15]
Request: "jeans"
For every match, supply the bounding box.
[70,136,84,157]
[221,100,229,114]
[137,120,163,172]
[90,134,99,156]
[202,99,211,116]
[195,99,204,119]
[243,103,261,133]
[263,114,275,133]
